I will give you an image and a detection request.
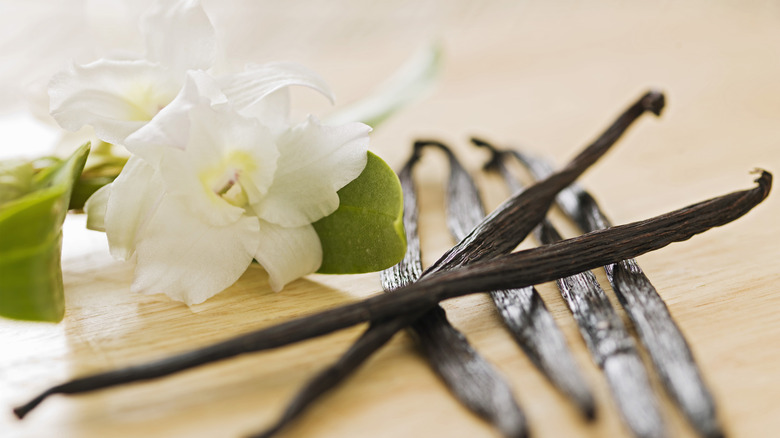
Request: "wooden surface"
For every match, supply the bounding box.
[3,2,780,437]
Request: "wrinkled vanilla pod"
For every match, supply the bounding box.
[13,90,665,416]
[419,140,595,419]
[514,150,723,438]
[537,221,666,438]
[249,86,663,437]
[252,149,526,438]
[250,158,421,438]
[16,90,665,417]
[478,140,666,438]
[387,148,527,437]
[249,318,407,438]
[14,169,770,419]
[425,91,664,273]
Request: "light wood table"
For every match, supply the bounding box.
[3,2,780,437]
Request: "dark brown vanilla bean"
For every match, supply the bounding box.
[248,318,407,438]
[380,156,424,290]
[253,150,526,438]
[15,171,770,420]
[422,140,595,419]
[426,90,664,273]
[515,151,723,438]
[386,149,526,438]
[16,92,664,417]
[250,158,422,438]
[236,90,664,436]
[15,90,669,417]
[254,87,667,437]
[481,141,666,438]
[535,222,666,438]
[409,307,527,438]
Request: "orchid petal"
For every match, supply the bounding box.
[131,197,260,305]
[124,70,226,164]
[49,59,179,145]
[253,220,322,292]
[141,0,217,73]
[103,156,163,260]
[218,62,334,128]
[236,88,290,137]
[253,116,369,227]
[84,183,111,232]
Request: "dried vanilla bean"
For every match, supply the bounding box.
[15,170,770,420]
[250,158,421,438]
[408,308,528,437]
[250,90,664,438]
[249,317,408,438]
[388,149,526,438]
[419,140,595,419]
[479,140,666,438]
[253,150,526,438]
[515,150,723,438]
[14,90,683,417]
[536,221,665,438]
[425,91,664,274]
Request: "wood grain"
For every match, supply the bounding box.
[3,2,780,437]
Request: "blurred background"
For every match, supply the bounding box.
[4,1,780,166]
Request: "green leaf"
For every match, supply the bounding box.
[69,141,128,210]
[0,143,90,322]
[325,42,443,128]
[69,174,118,211]
[0,159,34,205]
[313,151,406,274]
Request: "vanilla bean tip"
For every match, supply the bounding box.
[413,139,448,151]
[469,137,503,171]
[411,139,453,164]
[584,403,597,421]
[407,144,424,165]
[13,390,51,419]
[641,90,666,116]
[469,137,491,149]
[413,139,457,162]
[752,169,772,196]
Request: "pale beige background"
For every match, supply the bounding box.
[2,2,780,437]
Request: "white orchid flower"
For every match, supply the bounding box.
[55,0,376,304]
[48,0,332,148]
[48,0,216,146]
[87,72,370,304]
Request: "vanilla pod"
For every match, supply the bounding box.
[15,169,769,420]
[253,148,525,438]
[245,90,666,437]
[22,91,738,420]
[478,140,666,438]
[419,140,595,419]
[514,150,723,438]
[386,149,526,438]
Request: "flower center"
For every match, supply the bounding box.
[213,172,249,207]
[200,150,258,208]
